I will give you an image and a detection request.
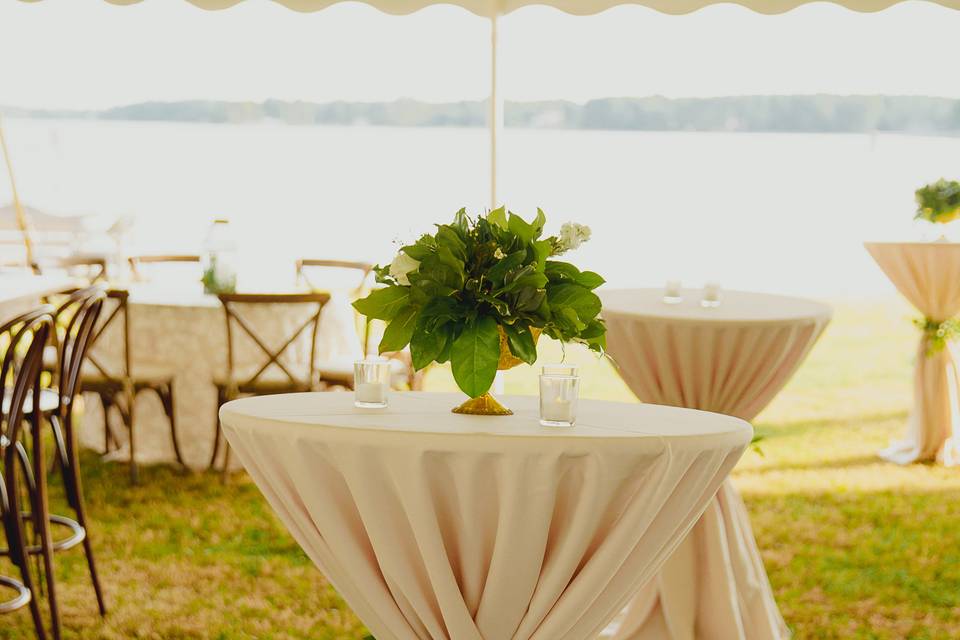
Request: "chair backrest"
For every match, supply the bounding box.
[295,259,374,355]
[0,307,53,472]
[50,287,106,412]
[295,259,373,295]
[128,254,200,281]
[57,254,109,284]
[83,289,131,383]
[218,292,331,392]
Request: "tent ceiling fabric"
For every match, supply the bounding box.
[23,0,960,15]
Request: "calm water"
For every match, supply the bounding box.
[3,117,958,296]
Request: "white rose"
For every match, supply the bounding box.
[558,222,592,253]
[389,251,420,286]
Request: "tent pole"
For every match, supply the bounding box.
[489,13,502,210]
[0,115,36,270]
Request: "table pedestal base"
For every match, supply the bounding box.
[879,339,960,466]
[609,482,788,640]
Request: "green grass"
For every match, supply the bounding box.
[3,297,959,639]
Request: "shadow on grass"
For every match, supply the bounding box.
[754,409,909,438]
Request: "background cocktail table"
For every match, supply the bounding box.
[865,241,960,466]
[601,288,831,640]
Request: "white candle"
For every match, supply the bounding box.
[542,398,574,423]
[701,281,722,307]
[665,279,682,298]
[355,382,387,406]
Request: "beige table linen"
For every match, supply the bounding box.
[601,288,831,640]
[220,391,752,640]
[79,283,363,470]
[0,274,76,321]
[865,242,960,466]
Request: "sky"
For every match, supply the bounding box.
[0,0,959,108]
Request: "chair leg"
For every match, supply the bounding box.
[98,392,116,454]
[5,508,48,640]
[61,411,108,616]
[157,384,185,469]
[27,442,62,640]
[209,387,226,470]
[119,389,138,485]
[221,440,232,483]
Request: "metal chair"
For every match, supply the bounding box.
[80,288,183,483]
[211,292,330,477]
[39,287,109,621]
[0,307,55,639]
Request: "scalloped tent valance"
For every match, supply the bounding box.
[20,0,960,16]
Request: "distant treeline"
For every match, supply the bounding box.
[6,95,960,134]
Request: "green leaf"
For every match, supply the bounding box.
[532,208,547,237]
[531,240,552,270]
[576,271,606,290]
[410,323,449,370]
[547,283,602,321]
[450,316,500,398]
[436,225,467,262]
[487,250,526,285]
[501,322,537,365]
[555,306,586,332]
[353,287,410,321]
[378,306,418,353]
[508,212,535,245]
[487,206,508,230]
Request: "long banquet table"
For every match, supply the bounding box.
[0,273,76,320]
[79,283,363,470]
[220,391,752,640]
[601,288,831,640]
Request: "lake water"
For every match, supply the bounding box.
[3,117,957,297]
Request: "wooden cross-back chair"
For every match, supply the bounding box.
[80,288,182,484]
[295,258,374,355]
[295,258,425,390]
[55,255,108,284]
[212,292,330,476]
[0,307,53,640]
[127,254,200,281]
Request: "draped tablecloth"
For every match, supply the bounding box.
[220,391,752,640]
[79,283,363,470]
[865,242,960,466]
[600,288,831,640]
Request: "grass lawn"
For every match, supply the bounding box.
[2,297,959,639]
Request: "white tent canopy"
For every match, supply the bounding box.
[20,0,960,207]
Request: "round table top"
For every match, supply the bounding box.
[600,288,832,327]
[219,391,752,445]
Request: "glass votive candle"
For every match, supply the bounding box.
[701,281,722,308]
[541,363,579,377]
[354,359,390,408]
[663,279,683,304]
[539,374,580,427]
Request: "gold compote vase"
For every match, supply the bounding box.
[452,327,541,416]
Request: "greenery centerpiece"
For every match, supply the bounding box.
[353,207,606,415]
[915,179,960,238]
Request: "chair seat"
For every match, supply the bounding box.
[81,364,175,391]
[213,373,314,395]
